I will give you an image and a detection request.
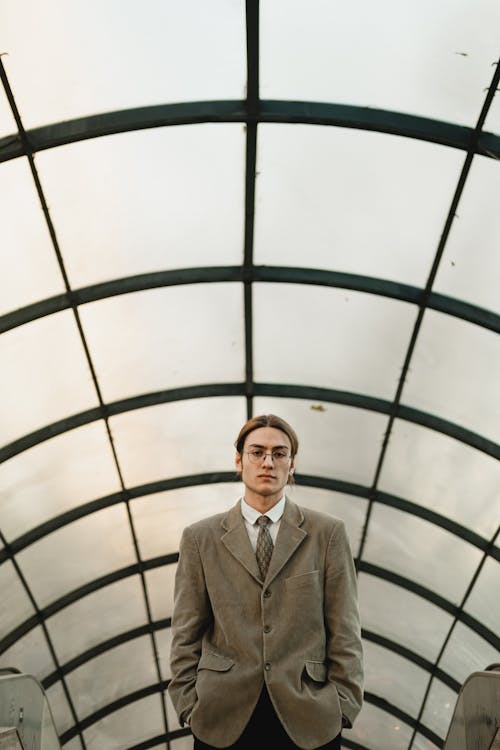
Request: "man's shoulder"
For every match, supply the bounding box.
[293,501,346,533]
[183,506,235,535]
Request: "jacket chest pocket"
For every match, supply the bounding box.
[285,569,320,591]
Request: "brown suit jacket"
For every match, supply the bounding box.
[168,498,363,749]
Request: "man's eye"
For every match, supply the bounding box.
[252,449,264,457]
[273,451,288,459]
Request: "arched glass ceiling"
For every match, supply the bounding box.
[0,2,499,749]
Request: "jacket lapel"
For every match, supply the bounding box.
[221,501,262,583]
[265,498,307,586]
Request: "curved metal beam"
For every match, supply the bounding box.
[1,266,498,336]
[1,383,498,468]
[2,473,497,566]
[57,678,443,747]
[1,100,499,164]
[2,554,497,658]
[41,618,459,695]
[42,618,171,690]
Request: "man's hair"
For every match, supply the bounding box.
[234,414,299,458]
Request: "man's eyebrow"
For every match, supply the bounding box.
[248,443,289,449]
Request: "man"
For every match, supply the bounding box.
[169,414,363,749]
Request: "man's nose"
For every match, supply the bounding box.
[262,452,275,465]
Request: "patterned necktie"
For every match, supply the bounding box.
[256,515,273,580]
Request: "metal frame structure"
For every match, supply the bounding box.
[0,2,499,749]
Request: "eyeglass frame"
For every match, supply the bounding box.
[243,448,292,464]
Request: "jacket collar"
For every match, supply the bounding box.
[221,498,307,586]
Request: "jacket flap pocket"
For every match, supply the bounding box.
[198,651,234,672]
[305,660,327,682]
[285,570,320,590]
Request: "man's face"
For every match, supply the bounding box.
[235,426,295,501]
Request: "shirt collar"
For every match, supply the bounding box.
[240,495,286,525]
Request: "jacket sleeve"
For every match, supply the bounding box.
[324,520,364,728]
[168,526,212,726]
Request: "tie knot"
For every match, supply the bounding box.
[256,515,271,528]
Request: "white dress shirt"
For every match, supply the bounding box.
[240,496,286,551]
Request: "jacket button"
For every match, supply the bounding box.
[263,625,271,633]
[265,662,271,671]
[263,590,271,598]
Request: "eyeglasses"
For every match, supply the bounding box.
[244,448,291,464]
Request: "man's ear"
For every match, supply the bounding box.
[235,451,242,474]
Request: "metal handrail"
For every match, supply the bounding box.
[0,672,61,750]
[443,665,500,750]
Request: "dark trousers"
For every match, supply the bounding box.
[193,688,342,750]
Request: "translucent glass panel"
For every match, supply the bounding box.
[132,483,239,559]
[379,420,500,538]
[47,576,148,666]
[110,396,247,486]
[0,0,246,132]
[254,284,417,399]
[464,557,500,635]
[170,737,193,750]
[0,560,35,634]
[261,0,500,126]
[0,422,120,541]
[0,158,64,315]
[16,505,136,608]
[440,622,500,683]
[255,125,462,285]
[345,701,412,750]
[413,735,440,750]
[82,693,164,750]
[0,311,98,445]
[254,396,388,487]
[358,574,453,662]
[434,155,500,314]
[45,680,73,736]
[66,636,157,718]
[36,125,246,287]
[293,486,367,552]
[363,640,428,717]
[403,311,500,442]
[155,626,173,682]
[80,284,244,402]
[421,678,457,740]
[145,566,177,622]
[62,740,83,750]
[363,504,483,604]
[0,626,55,680]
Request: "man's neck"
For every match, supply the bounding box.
[243,491,283,515]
